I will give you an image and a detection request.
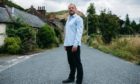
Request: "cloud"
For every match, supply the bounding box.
[12,0,45,8]
[12,0,140,22]
[43,1,68,12]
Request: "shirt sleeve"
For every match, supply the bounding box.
[73,17,84,47]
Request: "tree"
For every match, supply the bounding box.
[123,14,133,34]
[87,3,99,35]
[99,10,120,44]
[131,20,137,34]
[118,19,125,34]
[87,3,95,14]
[138,21,140,34]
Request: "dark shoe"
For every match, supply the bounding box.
[76,81,82,84]
[76,82,82,84]
[62,79,74,83]
[76,83,82,84]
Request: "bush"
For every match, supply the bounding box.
[17,26,37,53]
[4,37,21,54]
[138,61,140,65]
[87,35,104,48]
[37,24,57,48]
[6,23,37,54]
[0,46,5,53]
[6,22,27,37]
[54,27,62,43]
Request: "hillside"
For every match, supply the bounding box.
[46,10,85,20]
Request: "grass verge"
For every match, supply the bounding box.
[86,35,140,65]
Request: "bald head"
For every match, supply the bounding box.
[68,3,76,9]
[68,3,77,16]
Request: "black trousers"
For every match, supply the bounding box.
[66,46,83,84]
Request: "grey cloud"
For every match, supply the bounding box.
[12,0,140,22]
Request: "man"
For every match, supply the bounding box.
[63,3,84,84]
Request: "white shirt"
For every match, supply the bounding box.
[64,14,84,47]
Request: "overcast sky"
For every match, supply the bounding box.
[12,0,140,22]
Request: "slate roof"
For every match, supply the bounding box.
[0,7,12,23]
[0,6,45,28]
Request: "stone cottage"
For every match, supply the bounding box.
[0,5,45,46]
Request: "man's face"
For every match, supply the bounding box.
[68,4,76,15]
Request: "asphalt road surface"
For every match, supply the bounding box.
[0,44,140,84]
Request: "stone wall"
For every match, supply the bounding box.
[0,23,6,46]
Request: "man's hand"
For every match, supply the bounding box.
[64,46,66,51]
[72,46,78,52]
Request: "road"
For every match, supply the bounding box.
[0,44,140,84]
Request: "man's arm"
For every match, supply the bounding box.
[64,17,69,50]
[73,17,84,47]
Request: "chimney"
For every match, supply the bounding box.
[31,5,34,8]
[39,6,41,10]
[37,6,46,16]
[41,7,43,10]
[44,6,45,10]
[0,0,4,7]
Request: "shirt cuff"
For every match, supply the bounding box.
[73,43,78,47]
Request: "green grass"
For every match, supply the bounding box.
[86,36,140,64]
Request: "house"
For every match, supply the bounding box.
[27,5,64,42]
[0,4,45,46]
[27,5,47,22]
[27,6,64,30]
[0,6,12,46]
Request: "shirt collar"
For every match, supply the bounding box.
[69,13,77,18]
